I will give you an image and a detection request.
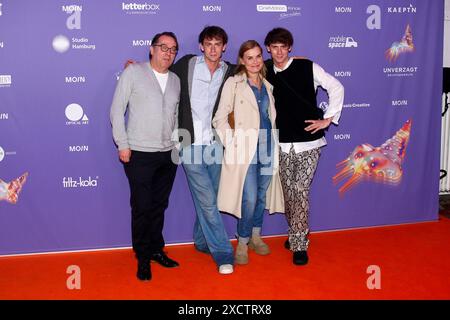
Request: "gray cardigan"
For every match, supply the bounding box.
[110,62,180,152]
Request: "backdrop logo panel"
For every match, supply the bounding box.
[366,5,381,30]
[121,2,160,15]
[0,0,442,255]
[0,74,11,87]
[387,4,417,14]
[62,4,82,30]
[0,173,28,205]
[62,176,99,189]
[333,120,412,196]
[202,5,222,12]
[385,24,415,62]
[328,36,358,49]
[65,103,89,125]
[0,146,16,162]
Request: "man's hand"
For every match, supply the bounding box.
[119,148,132,163]
[304,118,333,134]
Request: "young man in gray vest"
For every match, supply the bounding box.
[171,26,236,275]
[264,27,344,266]
[110,32,181,281]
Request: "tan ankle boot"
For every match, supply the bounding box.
[248,235,271,255]
[235,242,249,265]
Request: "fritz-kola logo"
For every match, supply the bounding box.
[62,176,98,188]
[122,2,160,14]
[385,24,414,62]
[65,103,89,125]
[329,36,358,49]
[62,5,82,30]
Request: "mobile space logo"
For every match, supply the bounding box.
[122,2,160,14]
[329,36,358,49]
[62,176,99,188]
[65,103,89,125]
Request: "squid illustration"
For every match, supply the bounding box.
[385,24,415,62]
[333,120,411,195]
[0,173,28,204]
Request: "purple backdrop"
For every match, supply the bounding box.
[0,0,443,255]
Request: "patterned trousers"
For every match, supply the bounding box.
[279,146,321,251]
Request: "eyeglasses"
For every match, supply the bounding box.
[153,44,178,54]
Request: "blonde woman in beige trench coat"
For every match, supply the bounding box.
[212,40,284,265]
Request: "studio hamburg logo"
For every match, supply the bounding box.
[65,103,89,125]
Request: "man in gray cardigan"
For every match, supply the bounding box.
[110,32,181,281]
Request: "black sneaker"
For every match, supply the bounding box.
[137,259,151,281]
[150,252,179,268]
[293,251,308,265]
[284,239,290,250]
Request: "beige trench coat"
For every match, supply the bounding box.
[212,73,285,218]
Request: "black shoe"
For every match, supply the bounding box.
[284,239,290,250]
[150,252,179,268]
[293,251,308,265]
[137,259,151,281]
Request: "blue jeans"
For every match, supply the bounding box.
[237,157,273,242]
[181,143,234,266]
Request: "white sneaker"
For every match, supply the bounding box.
[218,264,234,275]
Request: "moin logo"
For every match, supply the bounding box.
[203,5,221,12]
[68,145,89,152]
[65,76,86,83]
[62,5,82,30]
[0,3,3,16]
[366,5,381,30]
[132,39,152,47]
[62,176,99,188]
[329,36,358,49]
[0,41,4,48]
[0,113,8,120]
[335,7,352,13]
[65,103,89,125]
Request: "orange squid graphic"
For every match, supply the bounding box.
[333,120,411,195]
[0,173,28,204]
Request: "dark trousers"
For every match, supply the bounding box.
[124,150,177,260]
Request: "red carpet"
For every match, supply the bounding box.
[1,216,449,300]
